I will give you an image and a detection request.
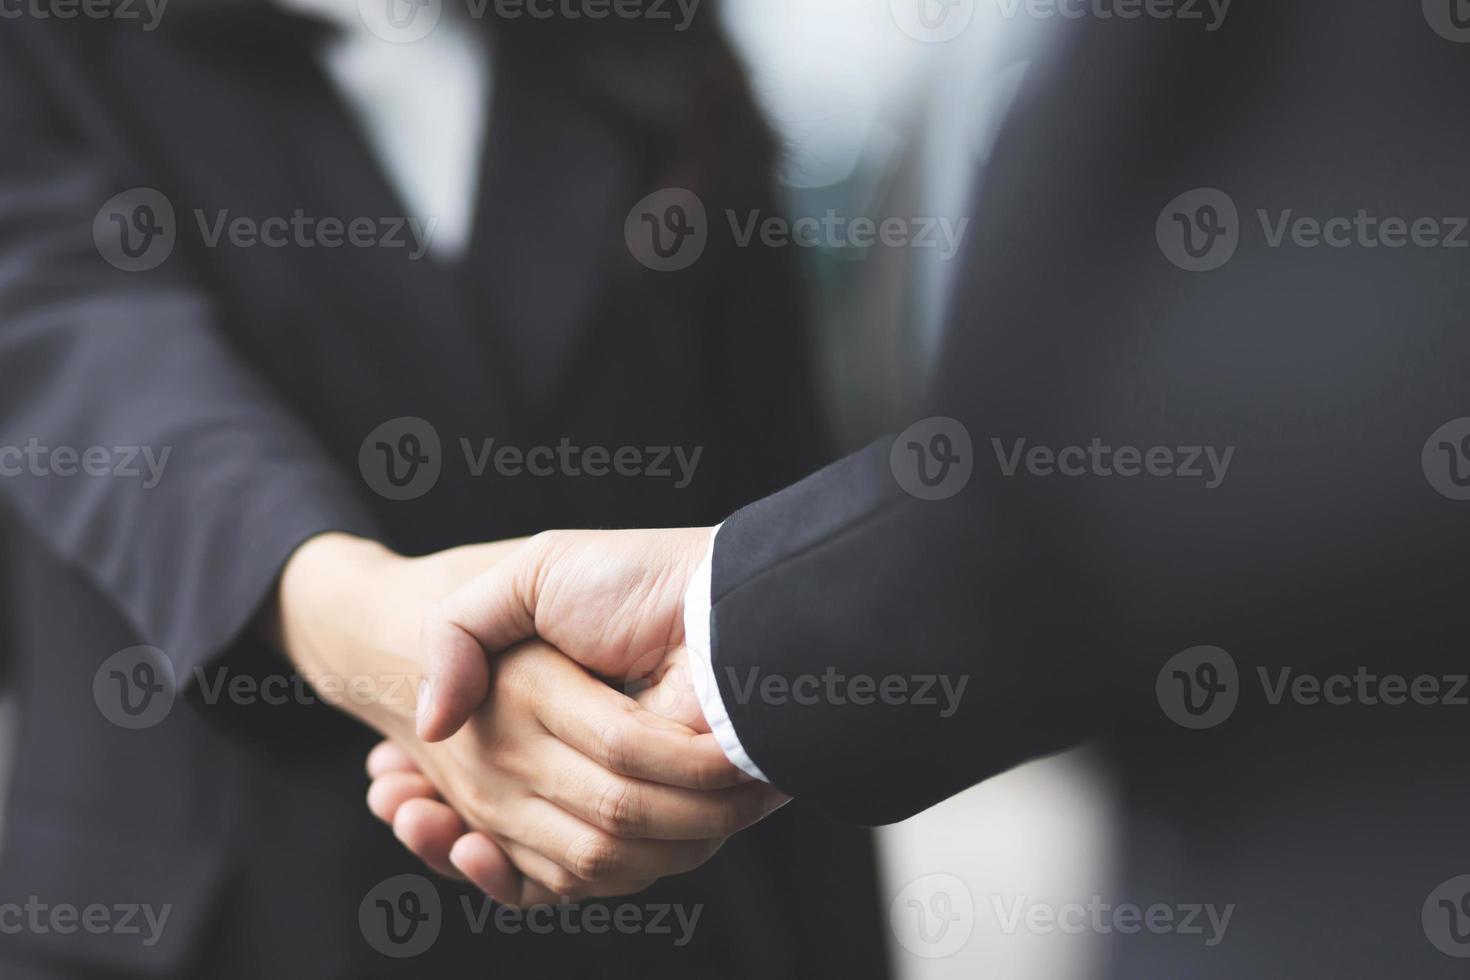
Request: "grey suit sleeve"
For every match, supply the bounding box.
[0,49,379,690]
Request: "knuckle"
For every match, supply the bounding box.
[527,529,566,563]
[593,720,631,773]
[595,779,643,837]
[570,832,621,882]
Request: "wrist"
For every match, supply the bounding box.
[274,532,423,737]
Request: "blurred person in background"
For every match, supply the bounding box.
[0,3,885,978]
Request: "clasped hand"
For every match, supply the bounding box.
[275,529,783,907]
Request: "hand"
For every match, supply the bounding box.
[365,640,785,905]
[275,531,777,905]
[416,528,715,742]
[270,532,528,741]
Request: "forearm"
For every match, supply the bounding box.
[271,533,436,742]
[270,532,533,741]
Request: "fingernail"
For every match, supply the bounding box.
[448,837,470,872]
[416,677,433,728]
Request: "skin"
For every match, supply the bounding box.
[273,531,784,906]
[372,528,787,898]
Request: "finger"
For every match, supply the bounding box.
[366,740,419,778]
[537,738,789,839]
[531,653,746,790]
[445,832,524,904]
[506,797,725,885]
[631,653,708,732]
[367,771,439,823]
[418,550,541,742]
[416,607,494,743]
[493,836,657,905]
[393,798,468,881]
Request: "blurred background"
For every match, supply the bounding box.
[0,2,1118,976]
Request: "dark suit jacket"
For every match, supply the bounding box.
[0,7,885,978]
[709,2,1470,976]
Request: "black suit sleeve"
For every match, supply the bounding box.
[707,5,1470,825]
[0,29,379,692]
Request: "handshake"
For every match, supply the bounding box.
[274,528,788,908]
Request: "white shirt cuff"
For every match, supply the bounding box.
[684,523,769,783]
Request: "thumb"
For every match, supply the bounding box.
[415,554,539,741]
[416,613,492,742]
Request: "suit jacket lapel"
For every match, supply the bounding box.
[99,15,514,429]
